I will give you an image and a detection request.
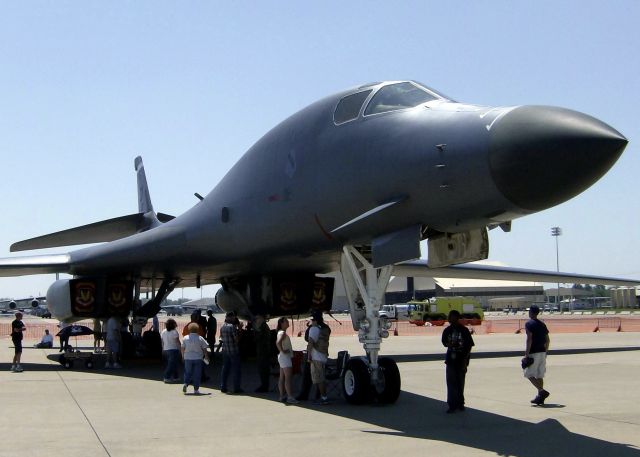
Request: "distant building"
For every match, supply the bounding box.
[383,276,544,310]
[610,287,639,308]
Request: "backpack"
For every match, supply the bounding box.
[314,325,331,356]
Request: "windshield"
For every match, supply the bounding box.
[364,82,438,116]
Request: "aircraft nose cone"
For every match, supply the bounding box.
[489,106,627,211]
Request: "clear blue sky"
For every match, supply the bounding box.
[1,2,638,299]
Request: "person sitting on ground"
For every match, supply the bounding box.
[35,329,54,348]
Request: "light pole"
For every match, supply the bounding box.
[551,227,562,311]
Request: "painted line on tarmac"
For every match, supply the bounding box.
[56,370,112,457]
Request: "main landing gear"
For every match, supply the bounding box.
[340,246,401,404]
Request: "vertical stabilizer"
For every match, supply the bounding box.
[135,156,154,214]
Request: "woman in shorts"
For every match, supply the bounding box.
[276,317,298,404]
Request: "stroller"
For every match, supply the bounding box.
[56,325,95,369]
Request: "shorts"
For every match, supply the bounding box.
[310,360,326,384]
[523,352,546,379]
[106,340,120,354]
[12,339,22,354]
[278,352,292,369]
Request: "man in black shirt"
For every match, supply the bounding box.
[206,310,217,350]
[441,310,474,413]
[11,312,26,372]
[253,313,271,393]
[523,305,550,405]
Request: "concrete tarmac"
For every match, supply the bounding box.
[1,332,639,457]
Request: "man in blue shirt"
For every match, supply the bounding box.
[523,305,550,405]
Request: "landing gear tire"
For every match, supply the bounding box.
[85,360,94,369]
[375,357,401,404]
[61,357,73,369]
[343,358,373,405]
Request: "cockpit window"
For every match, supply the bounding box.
[364,82,437,116]
[333,90,372,125]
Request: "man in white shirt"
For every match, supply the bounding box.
[306,310,331,405]
[35,329,54,348]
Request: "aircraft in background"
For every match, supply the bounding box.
[0,296,51,317]
[159,297,219,316]
[159,304,184,316]
[0,80,637,403]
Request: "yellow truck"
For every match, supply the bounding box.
[408,296,484,326]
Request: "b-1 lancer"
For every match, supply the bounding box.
[1,80,636,403]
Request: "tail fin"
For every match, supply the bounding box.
[135,156,154,214]
[10,157,175,252]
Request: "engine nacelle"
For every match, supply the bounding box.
[47,277,134,321]
[47,279,74,321]
[8,301,16,310]
[215,288,250,319]
[31,299,40,308]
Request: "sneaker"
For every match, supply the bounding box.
[10,365,16,372]
[171,378,181,383]
[319,397,330,405]
[15,365,23,372]
[286,397,299,404]
[194,390,201,395]
[163,379,171,384]
[182,385,188,393]
[531,395,543,405]
[112,363,122,369]
[540,390,550,401]
[104,362,112,369]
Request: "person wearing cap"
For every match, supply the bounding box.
[295,317,314,401]
[306,310,331,405]
[524,305,550,405]
[220,312,243,394]
[441,310,474,413]
[10,312,26,372]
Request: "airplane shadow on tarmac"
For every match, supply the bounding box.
[318,391,640,457]
[391,346,640,364]
[4,347,640,456]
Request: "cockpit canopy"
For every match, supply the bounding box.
[333,81,446,125]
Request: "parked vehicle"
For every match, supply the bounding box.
[378,304,412,321]
[408,296,484,326]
